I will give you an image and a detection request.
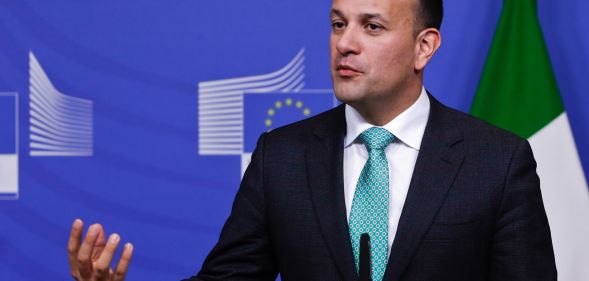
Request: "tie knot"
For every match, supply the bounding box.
[359,127,395,151]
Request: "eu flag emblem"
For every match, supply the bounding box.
[243,91,335,152]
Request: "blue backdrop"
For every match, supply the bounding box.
[0,0,587,280]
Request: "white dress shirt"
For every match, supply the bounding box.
[343,87,430,252]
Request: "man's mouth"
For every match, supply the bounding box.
[336,64,362,77]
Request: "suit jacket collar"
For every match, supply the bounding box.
[382,94,465,281]
[307,105,358,281]
[306,94,465,281]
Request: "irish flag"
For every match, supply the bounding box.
[471,0,589,280]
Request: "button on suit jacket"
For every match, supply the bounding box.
[185,94,557,281]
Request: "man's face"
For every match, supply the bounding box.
[330,0,420,105]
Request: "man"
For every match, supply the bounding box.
[68,0,557,280]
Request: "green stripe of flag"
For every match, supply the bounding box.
[471,0,564,139]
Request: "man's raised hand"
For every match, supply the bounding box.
[68,219,134,281]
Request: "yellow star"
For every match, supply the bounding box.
[285,98,293,106]
[275,101,282,108]
[296,101,303,108]
[265,119,272,127]
[303,108,311,116]
[268,108,275,116]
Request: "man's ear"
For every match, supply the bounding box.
[414,28,442,72]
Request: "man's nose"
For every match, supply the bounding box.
[335,26,361,56]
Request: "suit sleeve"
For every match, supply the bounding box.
[182,133,278,281]
[489,139,557,280]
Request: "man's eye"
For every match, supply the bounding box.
[332,22,345,30]
[366,23,383,31]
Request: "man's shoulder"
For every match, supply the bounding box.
[432,97,526,151]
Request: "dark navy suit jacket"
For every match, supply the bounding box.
[185,95,557,281]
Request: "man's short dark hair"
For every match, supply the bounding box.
[418,0,443,30]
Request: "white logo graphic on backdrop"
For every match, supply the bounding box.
[198,48,306,174]
[198,48,305,156]
[29,52,94,157]
[197,48,335,176]
[0,92,19,200]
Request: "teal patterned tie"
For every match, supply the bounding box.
[349,127,395,281]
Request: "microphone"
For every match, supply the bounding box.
[359,233,372,281]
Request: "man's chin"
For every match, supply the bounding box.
[333,86,366,105]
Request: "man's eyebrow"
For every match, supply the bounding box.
[330,9,389,25]
[361,13,389,24]
[330,9,346,20]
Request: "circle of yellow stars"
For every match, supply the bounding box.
[265,98,311,127]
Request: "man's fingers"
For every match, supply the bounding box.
[94,233,120,280]
[76,224,102,277]
[68,221,132,280]
[67,219,83,265]
[92,226,107,261]
[112,243,133,281]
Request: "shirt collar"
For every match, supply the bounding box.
[344,87,430,150]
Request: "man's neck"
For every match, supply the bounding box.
[350,83,423,126]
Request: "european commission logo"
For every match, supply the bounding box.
[0,52,95,199]
[29,52,94,156]
[197,48,337,175]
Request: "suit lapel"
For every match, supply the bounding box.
[383,95,465,281]
[306,105,358,281]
